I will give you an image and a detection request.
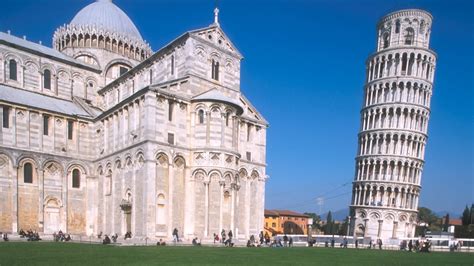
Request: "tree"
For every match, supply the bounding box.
[443,213,450,232]
[470,204,474,225]
[462,205,470,225]
[325,211,333,235]
[303,212,321,229]
[418,207,439,225]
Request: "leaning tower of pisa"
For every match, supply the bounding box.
[349,9,436,241]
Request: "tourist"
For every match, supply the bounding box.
[343,237,348,248]
[221,229,226,244]
[264,232,270,245]
[228,230,233,241]
[355,239,359,249]
[259,231,264,245]
[173,228,179,242]
[289,237,293,247]
[157,238,166,246]
[124,231,132,240]
[2,232,8,241]
[65,234,71,242]
[192,237,201,246]
[283,234,288,247]
[111,233,118,243]
[103,235,111,245]
[330,238,335,248]
[97,231,103,239]
[378,239,383,250]
[19,229,26,238]
[213,233,219,243]
[408,240,413,252]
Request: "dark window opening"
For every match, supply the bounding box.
[72,169,80,188]
[198,110,204,124]
[43,115,49,136]
[9,59,17,81]
[395,20,401,34]
[24,163,33,183]
[168,101,173,122]
[2,106,9,128]
[168,133,175,145]
[405,28,415,45]
[246,152,251,161]
[211,59,219,81]
[383,33,390,48]
[44,69,51,90]
[67,120,74,140]
[119,66,128,76]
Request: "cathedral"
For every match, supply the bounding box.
[0,0,267,241]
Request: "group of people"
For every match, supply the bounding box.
[99,232,119,245]
[213,229,234,247]
[399,239,432,252]
[156,238,166,246]
[19,229,41,241]
[52,230,71,242]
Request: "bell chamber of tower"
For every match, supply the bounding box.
[349,9,437,241]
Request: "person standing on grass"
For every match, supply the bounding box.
[283,234,288,247]
[221,229,226,244]
[408,240,413,252]
[173,228,179,242]
[378,239,383,250]
[355,239,359,249]
[289,237,293,247]
[228,230,233,241]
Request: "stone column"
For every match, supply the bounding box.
[218,180,225,234]
[230,184,237,233]
[12,165,18,233]
[204,181,209,237]
[168,160,175,237]
[38,168,44,232]
[363,219,368,237]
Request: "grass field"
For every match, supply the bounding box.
[0,242,473,265]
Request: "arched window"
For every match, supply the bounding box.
[404,28,415,45]
[72,169,80,188]
[383,33,390,48]
[395,20,401,34]
[198,109,204,124]
[211,59,219,81]
[9,59,17,81]
[43,69,51,90]
[24,162,33,183]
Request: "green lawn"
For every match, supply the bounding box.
[0,242,472,265]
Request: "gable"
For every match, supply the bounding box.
[190,25,242,59]
[239,93,268,126]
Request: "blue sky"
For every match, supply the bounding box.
[1,0,472,216]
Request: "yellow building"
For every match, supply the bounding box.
[264,210,311,236]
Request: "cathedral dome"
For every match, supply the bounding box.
[70,0,143,41]
[53,0,152,62]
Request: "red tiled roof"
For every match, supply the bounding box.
[449,219,462,226]
[264,209,310,218]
